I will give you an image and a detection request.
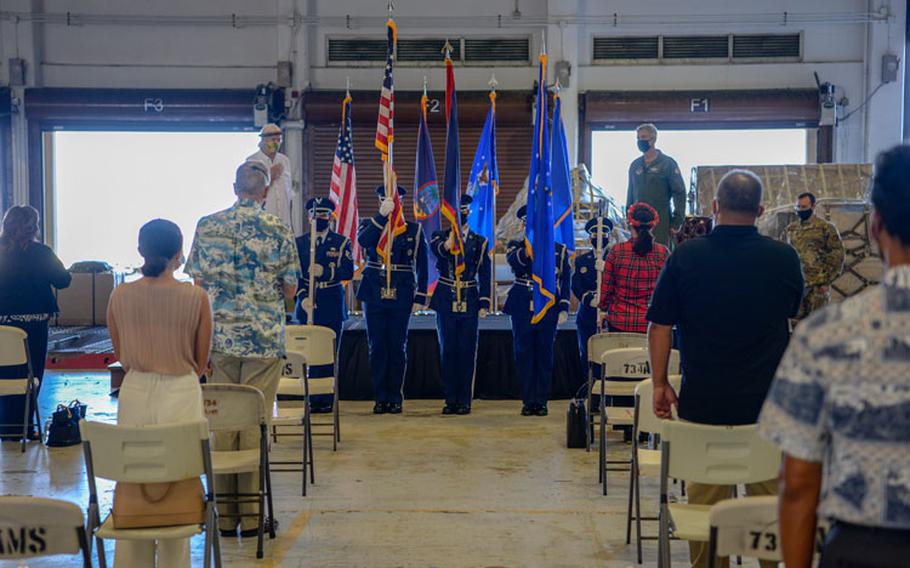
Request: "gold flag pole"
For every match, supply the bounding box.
[489,73,498,313]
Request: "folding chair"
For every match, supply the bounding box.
[708,496,781,568]
[271,350,312,497]
[585,332,648,452]
[596,346,680,495]
[201,384,275,559]
[657,421,781,568]
[0,496,91,567]
[626,375,682,563]
[81,420,221,568]
[0,325,42,452]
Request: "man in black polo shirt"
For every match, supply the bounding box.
[646,169,803,568]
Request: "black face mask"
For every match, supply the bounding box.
[315,219,330,232]
[796,209,813,222]
[590,237,609,249]
[637,139,651,153]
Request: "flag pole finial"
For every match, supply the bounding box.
[387,1,393,16]
[442,39,454,59]
[488,73,498,92]
[345,76,351,97]
[541,30,546,55]
[422,75,428,96]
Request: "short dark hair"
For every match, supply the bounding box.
[716,169,763,215]
[138,219,182,277]
[797,192,816,205]
[871,145,910,246]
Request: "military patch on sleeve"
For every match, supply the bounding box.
[580,266,587,274]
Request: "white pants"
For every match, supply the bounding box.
[114,371,203,568]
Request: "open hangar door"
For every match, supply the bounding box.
[577,89,825,211]
[23,88,261,274]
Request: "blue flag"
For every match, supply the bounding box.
[526,52,556,324]
[467,91,499,252]
[413,94,441,293]
[551,93,575,254]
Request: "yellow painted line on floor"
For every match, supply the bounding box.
[261,510,313,568]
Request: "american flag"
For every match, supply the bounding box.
[374,18,396,158]
[375,17,406,262]
[329,93,362,267]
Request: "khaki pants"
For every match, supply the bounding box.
[209,354,282,531]
[687,480,778,568]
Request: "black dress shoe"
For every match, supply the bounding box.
[456,405,471,415]
[373,402,387,414]
[387,402,402,414]
[442,404,457,415]
[521,405,534,416]
[535,405,549,416]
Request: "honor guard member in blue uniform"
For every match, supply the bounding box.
[572,216,614,382]
[294,197,354,412]
[357,184,429,414]
[430,195,492,415]
[503,205,571,416]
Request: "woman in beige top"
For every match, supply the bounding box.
[107,218,212,568]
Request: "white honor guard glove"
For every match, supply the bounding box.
[558,311,568,325]
[479,308,489,319]
[445,232,455,251]
[589,298,599,308]
[594,259,606,272]
[311,264,324,278]
[412,302,424,314]
[300,297,314,311]
[379,198,395,217]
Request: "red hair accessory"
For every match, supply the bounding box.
[627,202,660,228]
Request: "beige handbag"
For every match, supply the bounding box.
[112,479,205,529]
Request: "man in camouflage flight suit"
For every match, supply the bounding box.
[786,192,845,320]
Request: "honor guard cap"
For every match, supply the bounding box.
[375,184,408,197]
[584,216,614,235]
[305,197,335,215]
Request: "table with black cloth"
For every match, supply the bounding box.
[337,314,586,401]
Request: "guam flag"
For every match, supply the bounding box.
[414,93,441,293]
[526,50,556,324]
[442,52,465,276]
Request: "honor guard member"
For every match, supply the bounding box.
[786,192,845,320]
[503,205,571,416]
[357,185,429,414]
[430,195,492,415]
[294,197,354,412]
[572,216,614,380]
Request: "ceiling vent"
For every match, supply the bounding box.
[593,36,659,60]
[732,34,801,59]
[662,35,729,59]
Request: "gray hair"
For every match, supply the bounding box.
[234,161,269,198]
[636,123,658,139]
[716,169,764,215]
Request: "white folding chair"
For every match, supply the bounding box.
[585,332,648,452]
[81,420,220,568]
[657,421,781,568]
[0,496,91,567]
[708,496,781,568]
[626,375,682,563]
[596,346,680,495]
[0,325,41,452]
[201,384,275,559]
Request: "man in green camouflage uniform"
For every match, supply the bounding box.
[626,123,687,246]
[786,192,845,320]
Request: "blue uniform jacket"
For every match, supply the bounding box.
[295,230,354,323]
[356,213,429,308]
[428,229,492,314]
[572,249,605,327]
[502,239,571,322]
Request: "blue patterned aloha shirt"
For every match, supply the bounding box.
[185,199,300,358]
[758,265,910,529]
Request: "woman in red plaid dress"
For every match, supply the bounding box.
[598,203,670,333]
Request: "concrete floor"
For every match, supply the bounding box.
[0,372,752,567]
